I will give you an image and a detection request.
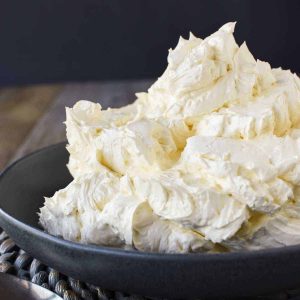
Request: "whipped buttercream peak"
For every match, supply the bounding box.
[188,32,198,40]
[40,22,300,253]
[220,22,236,33]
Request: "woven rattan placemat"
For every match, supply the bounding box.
[0,230,300,300]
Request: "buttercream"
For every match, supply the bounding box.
[40,22,300,253]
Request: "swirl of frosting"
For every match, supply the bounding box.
[40,22,300,253]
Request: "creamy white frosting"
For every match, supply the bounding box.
[40,22,300,253]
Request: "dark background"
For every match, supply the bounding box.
[0,0,299,86]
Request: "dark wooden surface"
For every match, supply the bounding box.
[0,80,153,170]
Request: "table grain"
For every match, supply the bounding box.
[0,79,152,170]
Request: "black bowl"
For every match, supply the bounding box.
[1,143,300,299]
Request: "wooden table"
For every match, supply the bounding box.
[0,79,153,170]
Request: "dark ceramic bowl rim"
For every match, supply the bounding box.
[1,142,300,262]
